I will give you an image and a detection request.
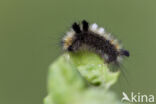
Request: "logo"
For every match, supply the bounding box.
[121,92,154,103]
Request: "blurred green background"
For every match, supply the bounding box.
[0,0,156,104]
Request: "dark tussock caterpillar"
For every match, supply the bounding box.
[62,20,129,71]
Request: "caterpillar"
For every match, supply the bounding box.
[62,20,129,65]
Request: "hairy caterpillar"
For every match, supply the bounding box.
[62,20,129,66]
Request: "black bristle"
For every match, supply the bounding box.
[120,50,130,57]
[82,20,89,31]
[72,22,81,33]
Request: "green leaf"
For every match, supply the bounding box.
[44,51,123,104]
[47,54,86,104]
[68,51,119,88]
[44,96,54,104]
